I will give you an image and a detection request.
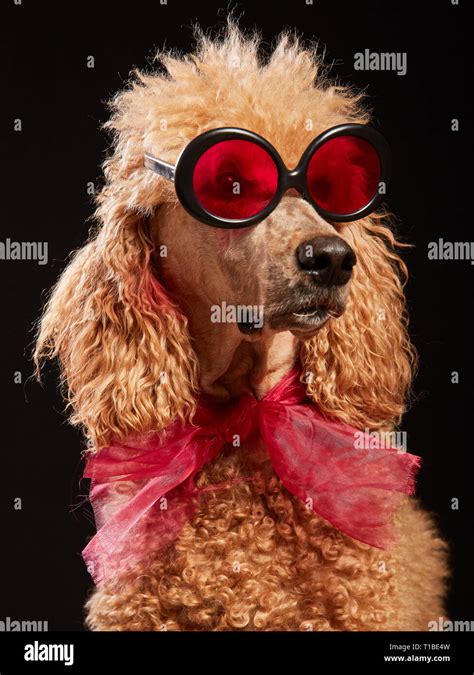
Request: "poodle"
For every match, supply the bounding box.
[34,24,449,631]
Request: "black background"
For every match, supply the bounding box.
[1,0,471,631]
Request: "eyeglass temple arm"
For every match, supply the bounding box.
[144,153,176,182]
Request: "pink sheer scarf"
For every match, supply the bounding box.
[83,366,420,585]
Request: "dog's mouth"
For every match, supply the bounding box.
[292,305,341,320]
[271,303,342,336]
[237,300,345,337]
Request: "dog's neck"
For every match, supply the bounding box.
[182,297,299,400]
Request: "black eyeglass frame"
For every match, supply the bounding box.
[143,123,391,229]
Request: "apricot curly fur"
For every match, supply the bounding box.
[302,216,417,431]
[85,441,448,631]
[34,21,449,630]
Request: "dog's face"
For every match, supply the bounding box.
[154,190,356,340]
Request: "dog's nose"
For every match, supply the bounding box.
[295,235,356,286]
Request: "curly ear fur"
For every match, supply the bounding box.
[301,215,416,431]
[34,205,199,449]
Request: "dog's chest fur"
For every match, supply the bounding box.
[85,437,448,631]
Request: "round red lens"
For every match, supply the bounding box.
[192,139,279,220]
[306,136,381,215]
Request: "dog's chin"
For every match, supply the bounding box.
[288,309,333,338]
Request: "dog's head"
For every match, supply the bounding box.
[35,25,415,448]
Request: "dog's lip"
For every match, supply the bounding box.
[291,305,343,319]
[288,308,330,327]
[266,302,344,334]
[267,298,345,339]
[271,303,343,322]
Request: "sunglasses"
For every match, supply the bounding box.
[144,124,391,229]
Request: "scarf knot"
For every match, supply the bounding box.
[82,367,420,585]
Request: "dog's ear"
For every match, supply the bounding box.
[34,201,199,450]
[301,216,416,431]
